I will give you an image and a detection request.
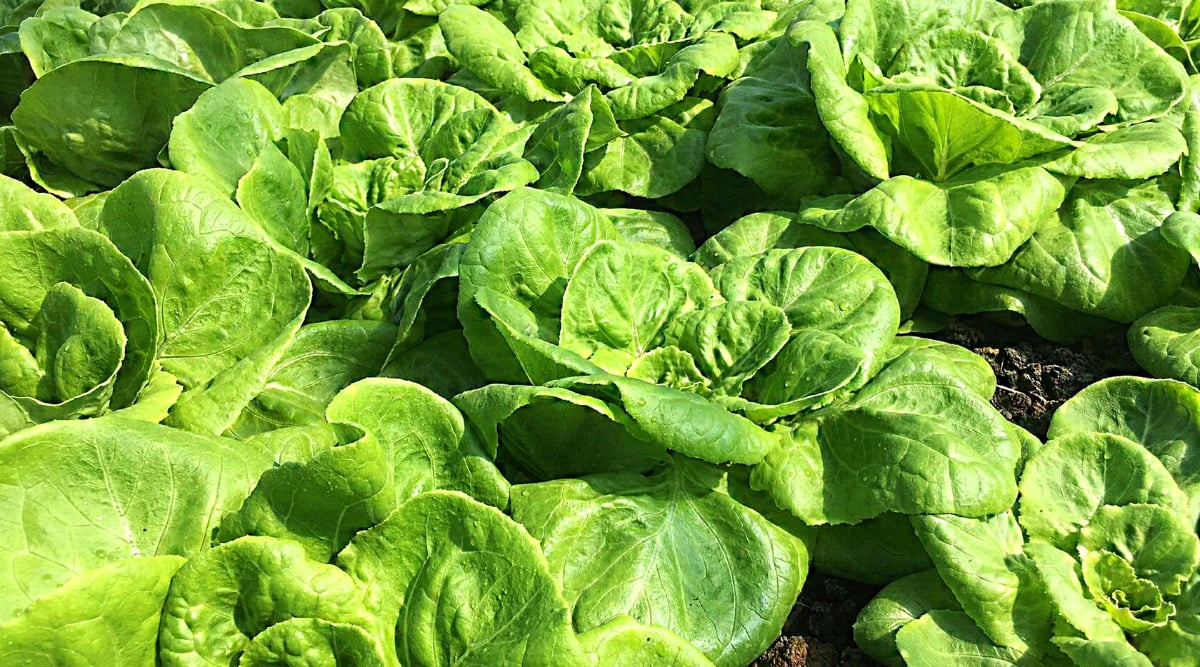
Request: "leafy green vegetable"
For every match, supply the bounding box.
[3,0,1200,664]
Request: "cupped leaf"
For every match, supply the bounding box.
[800,163,1067,267]
[753,338,1019,524]
[605,207,695,257]
[673,301,791,395]
[158,536,375,667]
[854,570,961,667]
[229,320,396,436]
[711,246,900,378]
[1081,549,1175,632]
[12,55,211,192]
[1139,574,1200,665]
[1048,376,1200,524]
[1018,432,1189,548]
[337,490,587,666]
[0,227,158,412]
[789,19,890,180]
[511,457,808,667]
[923,268,1120,344]
[864,87,1071,182]
[458,188,619,381]
[240,619,388,667]
[438,5,564,103]
[99,169,311,392]
[1019,0,1189,125]
[1079,503,1200,596]
[216,428,394,562]
[454,382,668,479]
[560,239,721,370]
[324,378,509,506]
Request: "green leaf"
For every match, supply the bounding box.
[790,20,890,180]
[511,458,807,667]
[753,339,1019,524]
[812,512,934,586]
[16,7,99,78]
[0,174,78,232]
[1043,121,1186,180]
[969,178,1187,322]
[912,512,1054,652]
[1053,636,1153,667]
[217,427,394,562]
[0,556,185,667]
[337,490,587,666]
[560,240,721,368]
[923,269,1120,344]
[1025,541,1126,643]
[711,247,900,378]
[459,188,619,381]
[0,227,158,411]
[27,283,125,408]
[1018,432,1189,548]
[554,374,780,465]
[525,86,622,194]
[577,114,708,198]
[1079,504,1200,596]
[230,320,396,436]
[579,616,715,667]
[1048,377,1200,525]
[12,55,211,191]
[158,536,375,667]
[438,5,563,103]
[240,619,387,667]
[1130,305,1200,387]
[1081,549,1175,632]
[605,207,695,257]
[169,77,285,197]
[673,301,791,394]
[896,610,1037,666]
[801,163,1067,267]
[454,382,668,479]
[100,169,311,391]
[105,3,318,82]
[325,378,509,506]
[854,570,961,667]
[0,417,271,622]
[1020,0,1188,125]
[707,32,839,204]
[1140,574,1200,665]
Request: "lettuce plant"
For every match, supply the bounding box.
[855,376,1200,666]
[6,0,1200,664]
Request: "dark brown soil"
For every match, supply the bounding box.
[752,573,882,667]
[933,316,1142,438]
[753,315,1143,666]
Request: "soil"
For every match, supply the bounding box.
[752,315,1144,666]
[932,315,1142,439]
